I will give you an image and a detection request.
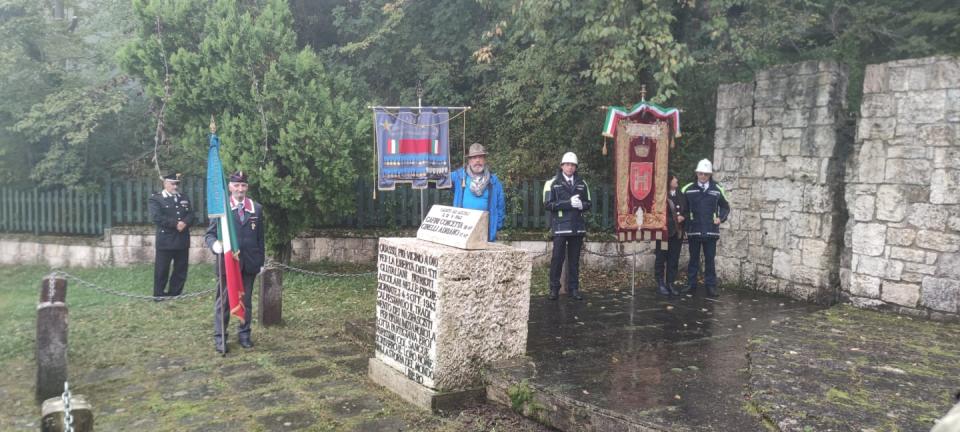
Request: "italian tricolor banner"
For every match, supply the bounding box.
[602,102,681,138]
[206,129,246,323]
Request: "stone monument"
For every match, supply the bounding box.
[368,205,532,411]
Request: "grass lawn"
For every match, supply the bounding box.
[0,262,561,431]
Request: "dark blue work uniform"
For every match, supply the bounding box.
[680,179,730,296]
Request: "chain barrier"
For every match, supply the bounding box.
[526,250,551,259]
[61,381,74,432]
[49,270,215,302]
[266,260,376,278]
[581,247,645,258]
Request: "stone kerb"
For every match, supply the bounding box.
[843,55,960,321]
[714,60,849,303]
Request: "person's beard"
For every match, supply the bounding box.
[470,164,485,175]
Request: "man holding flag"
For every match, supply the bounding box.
[204,119,265,355]
[205,170,265,354]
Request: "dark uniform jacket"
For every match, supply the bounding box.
[543,170,592,236]
[666,191,684,239]
[148,191,196,250]
[204,198,266,275]
[679,180,730,238]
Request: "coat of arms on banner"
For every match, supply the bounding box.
[602,102,679,242]
[376,109,452,190]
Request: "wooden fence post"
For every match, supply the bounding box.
[259,266,283,327]
[36,275,68,403]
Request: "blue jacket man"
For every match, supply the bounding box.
[450,143,506,242]
[680,159,730,297]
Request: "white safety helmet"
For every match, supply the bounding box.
[561,152,579,165]
[695,159,713,174]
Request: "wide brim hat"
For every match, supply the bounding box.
[467,143,487,158]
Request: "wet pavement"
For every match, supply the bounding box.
[488,285,823,431]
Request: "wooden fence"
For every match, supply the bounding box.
[0,178,616,236]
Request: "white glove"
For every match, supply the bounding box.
[570,194,583,209]
[211,240,223,254]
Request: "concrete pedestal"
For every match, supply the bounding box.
[370,237,531,410]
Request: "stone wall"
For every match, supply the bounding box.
[0,226,665,270]
[713,60,850,303]
[841,56,960,320]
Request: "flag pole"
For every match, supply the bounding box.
[217,251,227,357]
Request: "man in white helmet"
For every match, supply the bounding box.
[543,152,592,300]
[679,159,730,297]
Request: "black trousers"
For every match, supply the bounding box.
[154,248,189,297]
[688,236,718,290]
[214,267,256,342]
[549,235,584,294]
[654,236,683,287]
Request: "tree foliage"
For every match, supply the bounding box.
[120,0,369,259]
[2,0,959,238]
[0,0,148,188]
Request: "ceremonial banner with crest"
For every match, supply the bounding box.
[376,108,451,190]
[613,121,671,242]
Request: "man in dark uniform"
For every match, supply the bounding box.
[543,152,591,301]
[148,172,195,299]
[205,171,265,354]
[680,159,730,297]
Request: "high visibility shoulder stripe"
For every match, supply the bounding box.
[716,183,729,201]
[581,180,591,200]
[681,182,695,193]
[543,178,555,202]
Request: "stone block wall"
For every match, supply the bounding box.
[842,56,960,320]
[0,227,654,270]
[713,60,850,303]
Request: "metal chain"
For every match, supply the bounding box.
[581,247,645,258]
[61,381,73,432]
[526,250,551,259]
[50,270,215,302]
[267,261,376,278]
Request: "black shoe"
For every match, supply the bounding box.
[548,291,559,300]
[706,287,719,298]
[569,291,584,301]
[215,344,228,355]
[239,338,254,349]
[657,282,671,296]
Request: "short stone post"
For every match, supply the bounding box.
[259,266,282,327]
[36,275,68,404]
[40,383,93,432]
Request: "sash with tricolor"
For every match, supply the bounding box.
[205,127,245,323]
[376,108,451,190]
[602,102,681,138]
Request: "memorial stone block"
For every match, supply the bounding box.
[370,236,531,408]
